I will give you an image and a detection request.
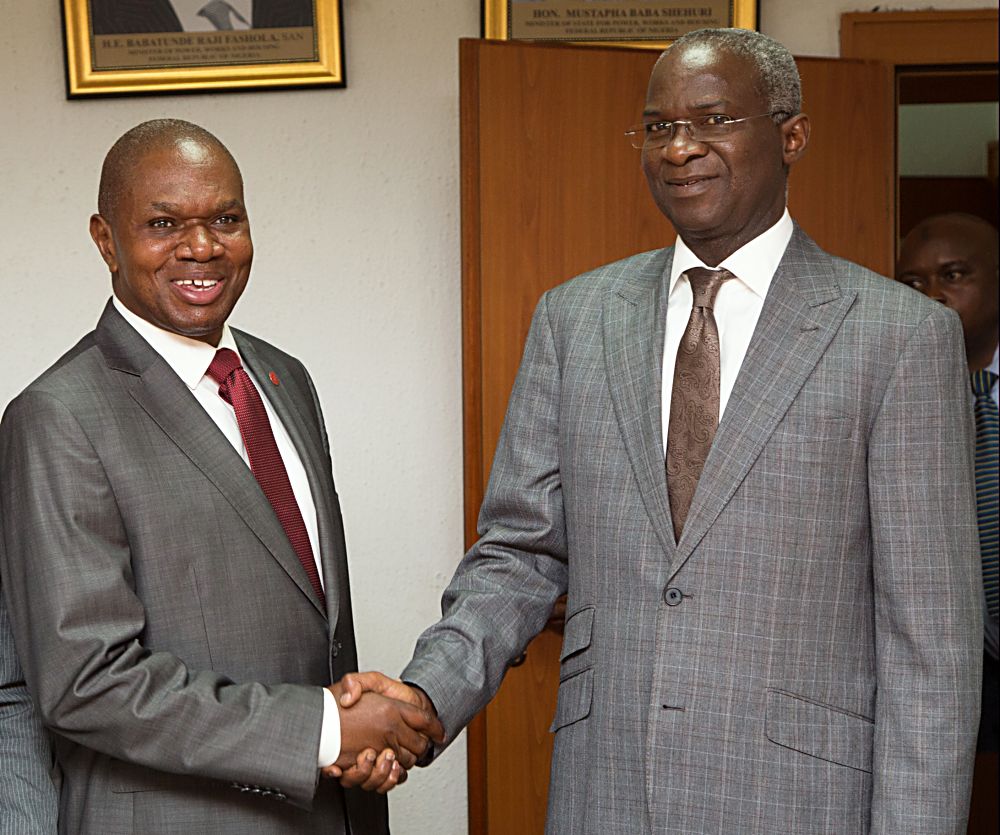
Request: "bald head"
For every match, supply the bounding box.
[97,119,241,222]
[903,213,998,264]
[897,212,999,370]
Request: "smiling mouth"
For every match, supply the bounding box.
[173,278,220,290]
[169,276,227,304]
[668,176,714,187]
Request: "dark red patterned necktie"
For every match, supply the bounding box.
[207,348,325,608]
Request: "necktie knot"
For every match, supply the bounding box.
[207,347,243,386]
[685,267,733,310]
[971,369,998,397]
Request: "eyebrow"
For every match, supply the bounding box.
[642,100,729,118]
[149,199,243,214]
[898,259,970,277]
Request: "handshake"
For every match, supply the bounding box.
[324,672,445,794]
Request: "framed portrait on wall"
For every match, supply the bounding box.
[62,0,344,97]
[483,0,758,48]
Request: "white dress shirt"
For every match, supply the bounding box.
[662,210,794,453]
[112,297,341,767]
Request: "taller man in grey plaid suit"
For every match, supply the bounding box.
[340,28,984,833]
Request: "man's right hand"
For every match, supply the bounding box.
[324,673,442,790]
[326,676,443,774]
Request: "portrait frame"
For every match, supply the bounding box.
[61,0,344,98]
[483,0,758,49]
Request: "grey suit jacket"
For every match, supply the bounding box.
[0,303,387,835]
[403,228,983,834]
[0,588,58,834]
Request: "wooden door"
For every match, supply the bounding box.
[459,38,894,834]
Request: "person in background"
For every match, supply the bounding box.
[897,212,998,835]
[0,592,58,834]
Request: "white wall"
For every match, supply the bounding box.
[899,102,1000,176]
[0,1,476,832]
[761,0,993,56]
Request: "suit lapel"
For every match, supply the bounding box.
[237,334,341,629]
[94,304,327,620]
[604,249,678,561]
[669,228,857,575]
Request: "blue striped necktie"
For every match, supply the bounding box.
[972,369,999,621]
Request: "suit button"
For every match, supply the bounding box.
[330,639,342,658]
[663,587,683,606]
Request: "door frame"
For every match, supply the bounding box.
[840,8,999,249]
[840,8,998,65]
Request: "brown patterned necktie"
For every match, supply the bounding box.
[666,267,734,539]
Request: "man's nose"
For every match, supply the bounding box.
[177,224,222,261]
[658,124,707,164]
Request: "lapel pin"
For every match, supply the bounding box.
[268,372,280,386]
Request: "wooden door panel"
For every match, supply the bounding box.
[460,39,893,834]
[790,58,895,276]
[475,42,671,465]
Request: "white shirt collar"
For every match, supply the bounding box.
[112,295,240,390]
[989,344,999,376]
[669,208,794,299]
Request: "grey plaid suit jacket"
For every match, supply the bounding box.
[404,228,983,834]
[0,590,57,834]
[0,303,387,835]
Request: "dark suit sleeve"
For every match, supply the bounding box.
[0,390,323,809]
[0,588,58,834]
[252,0,313,28]
[867,304,982,833]
[89,0,183,34]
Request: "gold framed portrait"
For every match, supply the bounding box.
[483,0,758,49]
[62,0,344,97]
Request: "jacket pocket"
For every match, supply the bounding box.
[549,667,593,732]
[773,414,852,443]
[559,606,595,662]
[764,689,873,773]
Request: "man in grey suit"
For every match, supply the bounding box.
[0,596,58,833]
[0,119,439,834]
[339,28,984,832]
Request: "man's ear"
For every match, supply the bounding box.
[89,214,118,274]
[781,113,810,165]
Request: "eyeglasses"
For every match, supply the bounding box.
[625,112,788,150]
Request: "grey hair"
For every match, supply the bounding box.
[669,28,801,121]
[98,118,241,220]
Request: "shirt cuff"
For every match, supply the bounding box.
[317,687,342,767]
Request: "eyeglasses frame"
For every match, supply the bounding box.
[625,111,792,150]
